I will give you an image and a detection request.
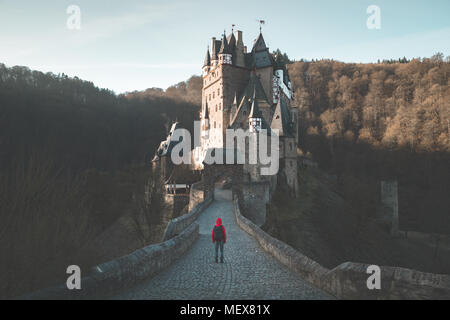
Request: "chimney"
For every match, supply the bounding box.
[236,30,244,46]
[211,37,217,60]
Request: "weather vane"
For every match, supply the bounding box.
[258,20,266,33]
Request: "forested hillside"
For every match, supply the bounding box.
[0,64,199,298]
[126,75,202,106]
[288,54,449,233]
[1,53,448,297]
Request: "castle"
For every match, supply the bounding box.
[193,29,299,195]
[153,28,299,218]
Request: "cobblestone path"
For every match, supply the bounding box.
[115,189,332,300]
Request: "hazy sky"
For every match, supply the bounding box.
[1,0,449,93]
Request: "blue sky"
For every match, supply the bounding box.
[0,0,449,93]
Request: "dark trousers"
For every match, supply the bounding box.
[214,241,224,259]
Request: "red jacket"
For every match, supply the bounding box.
[212,218,226,243]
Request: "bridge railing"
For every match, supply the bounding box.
[234,199,450,300]
[21,194,213,300]
[162,196,213,241]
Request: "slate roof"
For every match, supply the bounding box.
[252,33,267,52]
[219,32,232,55]
[248,89,262,119]
[227,32,236,52]
[270,98,293,137]
[203,48,211,67]
[229,73,272,128]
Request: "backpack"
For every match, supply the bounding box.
[213,225,224,241]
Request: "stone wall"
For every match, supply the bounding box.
[234,199,327,287]
[162,197,213,241]
[234,199,450,300]
[323,262,450,300]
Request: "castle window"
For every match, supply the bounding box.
[209,94,211,101]
[214,121,216,128]
[289,143,293,151]
[213,92,215,98]
[215,105,217,112]
[218,89,220,96]
[219,103,221,110]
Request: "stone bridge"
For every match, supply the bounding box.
[114,189,331,300]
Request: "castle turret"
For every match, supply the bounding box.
[249,89,262,133]
[218,31,232,65]
[201,102,210,139]
[203,47,211,76]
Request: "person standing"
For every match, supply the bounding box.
[212,218,226,263]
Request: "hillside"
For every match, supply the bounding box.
[0,64,199,298]
[288,56,450,234]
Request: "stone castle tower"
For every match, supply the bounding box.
[194,29,299,195]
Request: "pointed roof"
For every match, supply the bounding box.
[203,48,211,67]
[252,32,267,52]
[244,73,270,103]
[227,32,236,52]
[249,89,262,119]
[219,31,231,55]
[271,98,293,137]
[232,92,238,106]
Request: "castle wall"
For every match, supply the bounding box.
[202,71,224,148]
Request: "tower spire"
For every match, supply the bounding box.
[249,88,262,119]
[219,30,231,54]
[203,46,211,67]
